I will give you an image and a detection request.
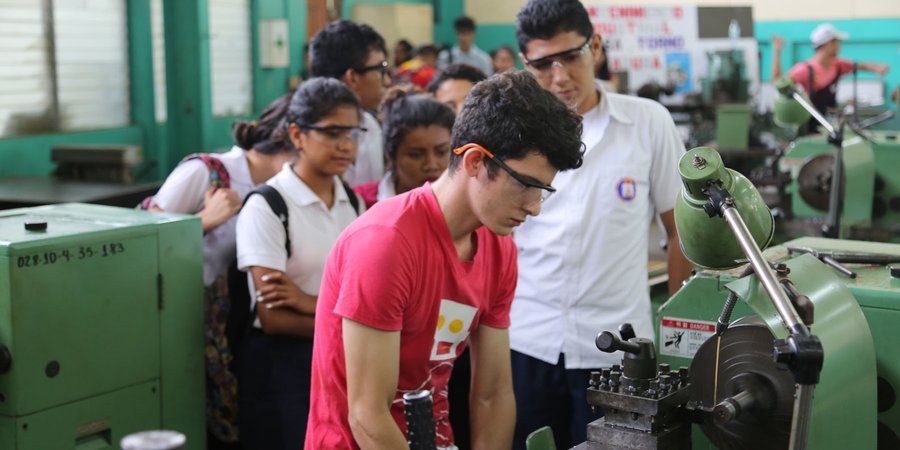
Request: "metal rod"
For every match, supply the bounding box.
[723,205,817,449]
[857,109,894,130]
[821,255,857,278]
[792,91,836,136]
[721,207,805,331]
[789,384,816,450]
[714,389,757,424]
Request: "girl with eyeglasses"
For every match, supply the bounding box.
[234,77,365,450]
[354,85,455,209]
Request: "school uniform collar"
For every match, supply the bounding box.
[276,163,349,209]
[594,79,633,126]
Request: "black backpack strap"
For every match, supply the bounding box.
[342,181,361,216]
[806,62,814,95]
[243,185,291,258]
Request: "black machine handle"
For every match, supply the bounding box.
[619,323,636,341]
[596,331,642,355]
[403,390,437,450]
[596,324,658,380]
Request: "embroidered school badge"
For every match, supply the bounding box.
[617,177,637,201]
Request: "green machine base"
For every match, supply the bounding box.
[656,237,900,449]
[0,203,205,450]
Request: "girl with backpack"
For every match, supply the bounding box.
[234,77,365,450]
[144,94,297,450]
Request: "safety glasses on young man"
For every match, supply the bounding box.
[354,60,390,78]
[522,38,592,77]
[300,124,368,146]
[453,143,556,204]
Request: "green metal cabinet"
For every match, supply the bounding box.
[0,203,205,449]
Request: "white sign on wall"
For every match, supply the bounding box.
[586,4,760,101]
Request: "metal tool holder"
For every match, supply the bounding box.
[574,324,692,450]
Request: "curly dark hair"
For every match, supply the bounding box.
[232,94,292,155]
[380,87,455,161]
[426,63,487,94]
[516,0,593,54]
[309,20,387,79]
[450,71,583,175]
[285,77,361,129]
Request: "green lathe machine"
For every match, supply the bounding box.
[575,148,900,449]
[0,203,205,449]
[655,236,900,449]
[766,75,900,243]
[779,129,900,242]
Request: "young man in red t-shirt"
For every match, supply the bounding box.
[305,71,585,450]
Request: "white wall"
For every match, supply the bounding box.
[352,3,434,48]
[464,0,900,24]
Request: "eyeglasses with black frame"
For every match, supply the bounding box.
[452,143,556,204]
[298,124,368,146]
[354,60,390,77]
[522,38,592,75]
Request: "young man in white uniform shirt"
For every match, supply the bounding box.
[309,20,389,187]
[509,1,693,448]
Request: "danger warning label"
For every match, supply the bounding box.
[659,317,716,358]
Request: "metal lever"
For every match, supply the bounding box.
[596,331,641,355]
[596,330,658,380]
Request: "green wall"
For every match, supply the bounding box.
[756,18,900,93]
[0,128,144,178]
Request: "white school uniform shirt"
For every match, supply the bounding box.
[150,146,259,286]
[341,111,384,187]
[235,164,363,326]
[510,81,685,369]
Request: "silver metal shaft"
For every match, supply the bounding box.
[723,206,815,450]
[789,384,816,450]
[793,91,835,136]
[721,207,805,331]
